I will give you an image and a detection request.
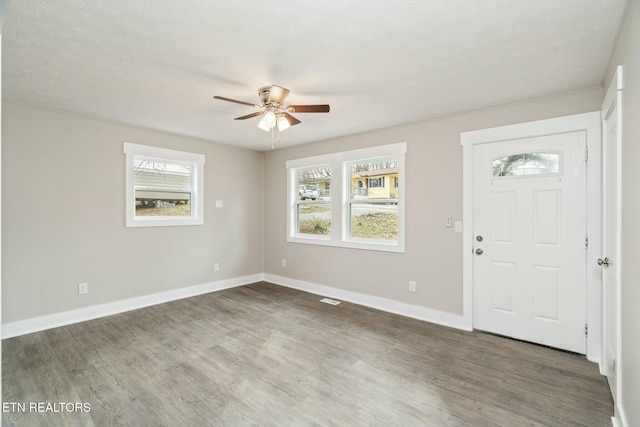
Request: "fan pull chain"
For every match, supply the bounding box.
[271,126,280,149]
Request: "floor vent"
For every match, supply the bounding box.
[320,298,341,306]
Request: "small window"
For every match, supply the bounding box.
[124,143,205,227]
[492,152,560,177]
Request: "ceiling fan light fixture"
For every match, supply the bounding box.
[258,110,277,131]
[277,114,291,131]
[257,116,271,131]
[264,110,276,127]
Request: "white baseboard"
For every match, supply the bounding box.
[264,273,470,331]
[614,401,629,427]
[2,274,263,339]
[2,272,471,339]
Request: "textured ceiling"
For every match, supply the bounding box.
[2,0,628,151]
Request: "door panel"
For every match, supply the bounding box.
[492,261,515,312]
[492,192,515,242]
[601,67,622,402]
[533,265,560,321]
[473,132,587,353]
[534,190,560,245]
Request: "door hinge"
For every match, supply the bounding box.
[585,323,588,337]
[585,236,589,249]
[585,146,589,162]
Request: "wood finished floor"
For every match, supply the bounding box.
[3,282,612,426]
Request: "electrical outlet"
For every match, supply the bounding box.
[78,282,89,295]
[214,263,220,272]
[409,281,416,292]
[282,259,287,267]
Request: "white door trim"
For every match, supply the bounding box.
[461,111,602,362]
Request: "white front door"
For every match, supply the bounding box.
[601,66,622,402]
[473,132,587,353]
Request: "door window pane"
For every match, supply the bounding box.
[492,153,560,177]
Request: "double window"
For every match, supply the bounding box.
[124,143,205,227]
[287,143,406,252]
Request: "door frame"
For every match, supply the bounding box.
[461,111,602,362]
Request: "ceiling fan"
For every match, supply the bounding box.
[214,85,330,134]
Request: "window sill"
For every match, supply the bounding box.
[287,235,405,253]
[126,217,204,228]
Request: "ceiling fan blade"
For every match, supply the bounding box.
[213,96,259,108]
[287,104,330,113]
[282,113,301,126]
[268,85,290,105]
[234,112,263,120]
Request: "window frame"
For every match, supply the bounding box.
[286,142,406,253]
[124,142,205,228]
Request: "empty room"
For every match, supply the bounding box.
[1,1,639,426]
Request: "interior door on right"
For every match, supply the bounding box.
[601,66,622,402]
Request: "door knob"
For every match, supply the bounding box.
[597,257,610,267]
[475,248,484,255]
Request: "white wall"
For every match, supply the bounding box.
[263,87,602,318]
[604,1,640,425]
[1,103,264,325]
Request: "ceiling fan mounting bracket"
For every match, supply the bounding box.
[257,84,291,107]
[258,86,272,105]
